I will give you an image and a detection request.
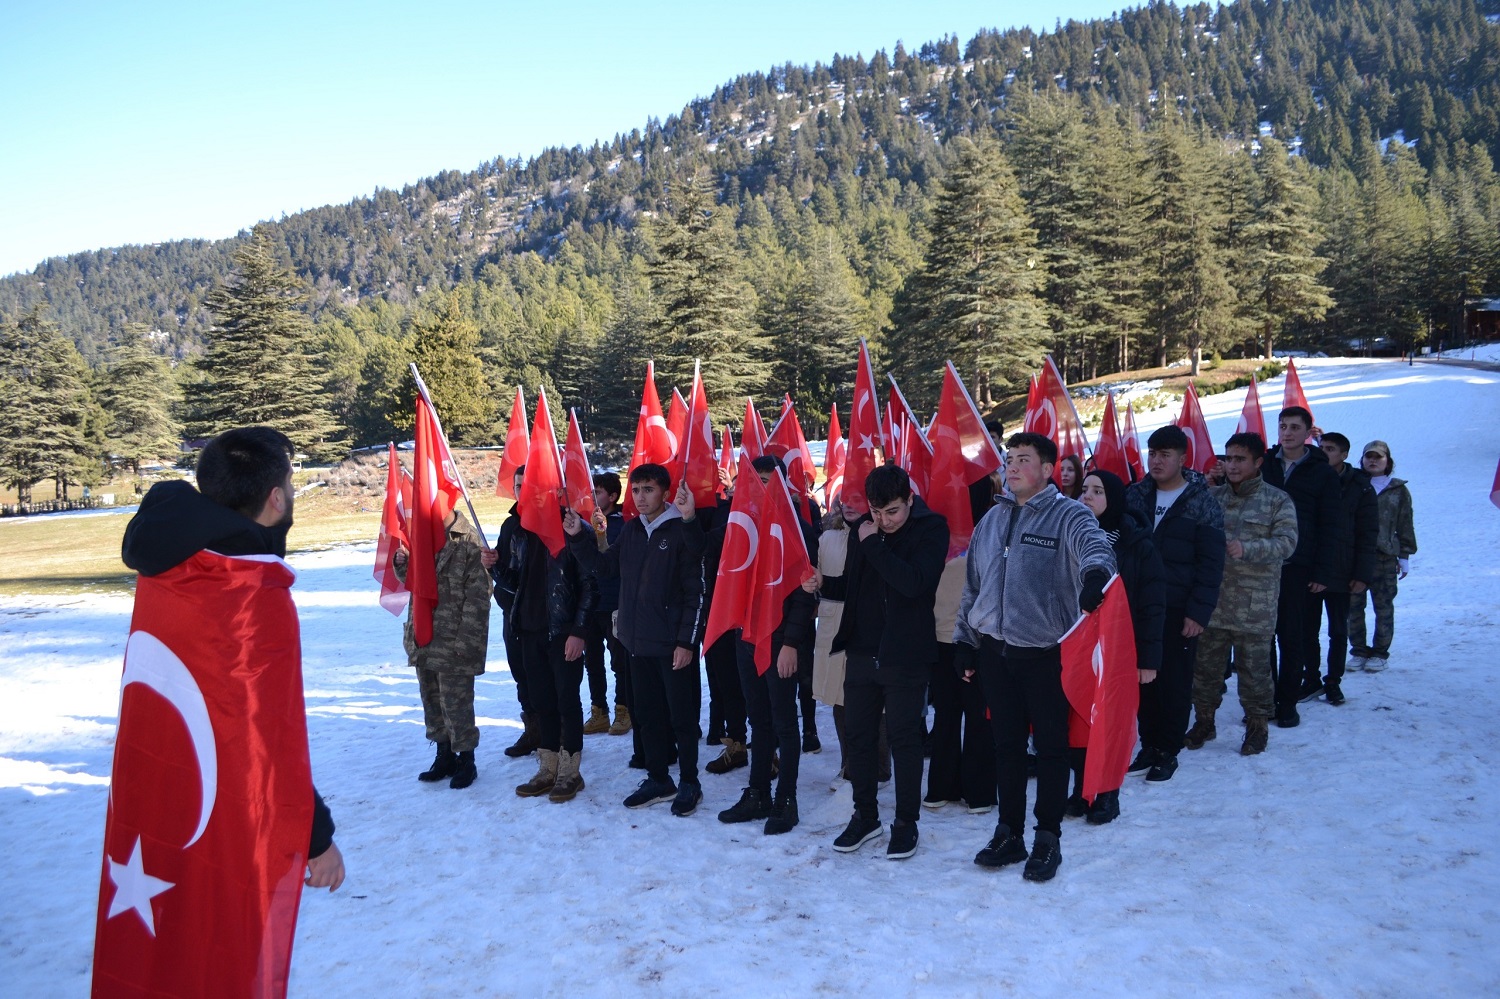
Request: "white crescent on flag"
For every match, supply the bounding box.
[726,512,759,573]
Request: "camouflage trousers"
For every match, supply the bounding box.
[1348,554,1400,658]
[1194,627,1274,720]
[417,668,479,752]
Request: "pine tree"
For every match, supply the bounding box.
[0,307,101,503]
[765,229,869,423]
[97,325,182,474]
[182,225,344,459]
[389,291,493,444]
[888,139,1049,409]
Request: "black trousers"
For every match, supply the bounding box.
[631,653,702,785]
[1138,607,1198,757]
[502,613,529,713]
[736,638,801,797]
[845,653,928,825]
[583,609,626,710]
[1271,564,1315,710]
[1310,590,1352,683]
[517,629,584,754]
[976,637,1069,838]
[704,632,746,744]
[927,644,996,807]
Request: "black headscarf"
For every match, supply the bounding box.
[1085,468,1128,533]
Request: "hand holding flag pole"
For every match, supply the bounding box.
[409,362,489,550]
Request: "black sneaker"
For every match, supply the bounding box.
[1145,755,1179,782]
[1325,679,1345,706]
[1298,680,1325,703]
[1276,705,1301,728]
[886,820,919,860]
[1064,793,1088,818]
[1086,790,1120,825]
[1023,830,1062,882]
[764,793,799,835]
[1127,748,1158,774]
[974,823,1028,868]
[802,732,822,754]
[627,753,646,770]
[832,812,884,852]
[717,786,771,824]
[623,777,677,809]
[670,780,703,817]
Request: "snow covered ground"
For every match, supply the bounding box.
[3,357,1499,996]
[1434,341,1500,364]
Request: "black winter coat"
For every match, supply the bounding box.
[1112,509,1167,674]
[1328,464,1379,593]
[1124,470,1225,627]
[1262,445,1342,587]
[490,505,521,614]
[827,496,949,668]
[504,526,598,641]
[570,509,705,657]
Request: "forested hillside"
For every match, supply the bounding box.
[3,0,1498,455]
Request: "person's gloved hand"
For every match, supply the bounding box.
[1079,570,1109,613]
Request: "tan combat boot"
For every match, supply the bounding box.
[704,739,748,775]
[1241,717,1269,756]
[549,750,586,802]
[582,705,610,735]
[1184,708,1217,750]
[516,748,559,797]
[608,704,632,736]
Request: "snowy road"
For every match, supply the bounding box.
[2,358,1498,996]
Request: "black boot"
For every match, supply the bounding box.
[764,792,799,835]
[503,712,538,758]
[1086,789,1121,825]
[449,750,477,789]
[418,742,458,782]
[717,786,771,824]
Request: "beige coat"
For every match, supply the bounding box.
[812,528,849,706]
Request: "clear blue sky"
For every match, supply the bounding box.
[0,0,1128,278]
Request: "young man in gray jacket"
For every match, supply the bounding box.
[954,433,1115,883]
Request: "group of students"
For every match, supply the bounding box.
[396,405,1417,883]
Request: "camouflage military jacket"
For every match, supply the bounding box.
[1207,476,1298,633]
[401,512,493,675]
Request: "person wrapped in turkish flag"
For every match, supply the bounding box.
[98,427,343,999]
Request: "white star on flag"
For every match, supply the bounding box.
[857,433,876,451]
[107,836,174,937]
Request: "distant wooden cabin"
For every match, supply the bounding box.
[1465,297,1500,341]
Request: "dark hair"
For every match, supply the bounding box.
[1005,432,1058,465]
[1146,425,1188,452]
[1224,431,1267,460]
[1057,454,1085,498]
[591,471,621,498]
[628,463,671,490]
[1321,432,1350,453]
[513,464,526,477]
[864,464,912,507]
[1279,406,1313,429]
[197,427,294,518]
[751,454,786,476]
[984,420,1005,438]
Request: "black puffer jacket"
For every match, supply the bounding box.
[489,504,521,614]
[1327,463,1378,593]
[1112,509,1167,674]
[1262,444,1342,587]
[569,508,705,657]
[828,496,949,667]
[1124,470,1225,626]
[505,526,598,641]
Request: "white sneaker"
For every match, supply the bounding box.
[1348,654,1370,672]
[1364,656,1389,673]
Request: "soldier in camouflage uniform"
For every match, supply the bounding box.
[395,508,495,789]
[1188,433,1298,756]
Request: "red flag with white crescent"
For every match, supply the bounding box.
[745,469,814,675]
[678,361,720,509]
[374,442,411,616]
[1176,382,1217,474]
[1122,401,1145,482]
[410,394,466,646]
[1282,356,1313,425]
[624,362,677,519]
[1027,357,1091,484]
[93,551,312,998]
[1059,576,1139,803]
[739,396,767,462]
[1236,373,1268,445]
[767,395,816,520]
[665,387,688,462]
[717,424,736,498]
[823,403,846,506]
[562,408,596,523]
[495,386,529,499]
[887,376,932,496]
[842,338,882,517]
[702,456,767,651]
[1092,393,1132,483]
[519,388,567,557]
[928,361,1002,559]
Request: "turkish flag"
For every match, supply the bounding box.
[1282,356,1313,426]
[1092,393,1132,483]
[717,424,736,498]
[519,389,567,556]
[702,456,766,651]
[495,386,530,499]
[1059,577,1139,803]
[1025,357,1091,483]
[665,387,688,462]
[767,395,816,520]
[410,394,467,646]
[623,362,677,519]
[1122,402,1145,482]
[929,361,1003,559]
[678,362,720,509]
[1490,454,1500,510]
[93,551,313,998]
[739,396,767,462]
[1176,382,1217,474]
[562,408,596,524]
[887,377,932,496]
[1236,373,1268,446]
[842,338,882,517]
[745,469,814,675]
[373,442,411,616]
[822,403,846,507]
